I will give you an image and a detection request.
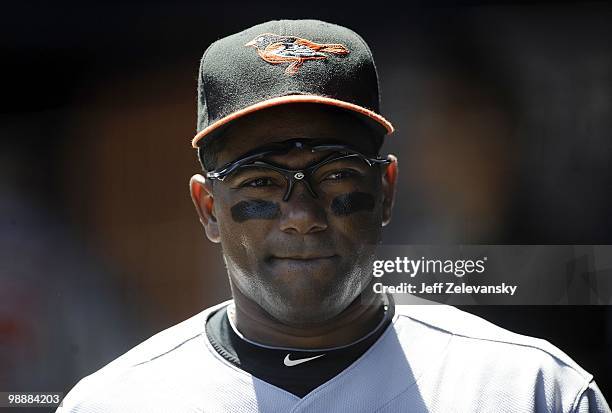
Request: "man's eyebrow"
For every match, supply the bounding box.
[261,149,345,167]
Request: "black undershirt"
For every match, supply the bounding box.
[205,299,394,398]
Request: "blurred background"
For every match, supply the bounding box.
[2,0,611,403]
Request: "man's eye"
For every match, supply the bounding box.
[323,170,358,181]
[242,177,277,188]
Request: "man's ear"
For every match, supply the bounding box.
[189,174,220,243]
[381,154,398,227]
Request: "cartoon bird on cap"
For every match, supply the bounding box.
[245,33,349,75]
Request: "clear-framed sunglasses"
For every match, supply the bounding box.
[205,139,391,201]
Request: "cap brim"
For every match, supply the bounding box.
[191,94,394,148]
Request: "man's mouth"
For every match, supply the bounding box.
[270,255,337,261]
[266,255,340,270]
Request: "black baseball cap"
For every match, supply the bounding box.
[192,19,394,148]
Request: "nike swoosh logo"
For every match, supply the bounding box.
[283,353,326,367]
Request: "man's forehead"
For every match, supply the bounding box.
[214,140,352,175]
[214,105,380,165]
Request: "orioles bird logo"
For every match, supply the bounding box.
[245,33,350,75]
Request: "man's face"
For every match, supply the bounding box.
[192,105,397,325]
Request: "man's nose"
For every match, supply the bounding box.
[279,185,328,235]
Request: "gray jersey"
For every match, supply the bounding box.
[58,301,610,412]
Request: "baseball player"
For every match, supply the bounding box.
[58,20,610,412]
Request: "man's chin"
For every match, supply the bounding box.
[269,307,342,327]
[256,259,367,325]
[263,291,348,327]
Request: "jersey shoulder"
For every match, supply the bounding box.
[57,300,230,412]
[394,303,592,381]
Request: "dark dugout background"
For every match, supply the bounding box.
[2,0,611,402]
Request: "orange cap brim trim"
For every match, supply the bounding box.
[191,95,394,148]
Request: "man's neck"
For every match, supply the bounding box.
[228,281,386,350]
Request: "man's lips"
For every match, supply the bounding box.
[267,255,339,274]
[266,253,340,267]
[265,254,341,277]
[269,255,338,261]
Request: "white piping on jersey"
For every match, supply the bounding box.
[226,293,393,352]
